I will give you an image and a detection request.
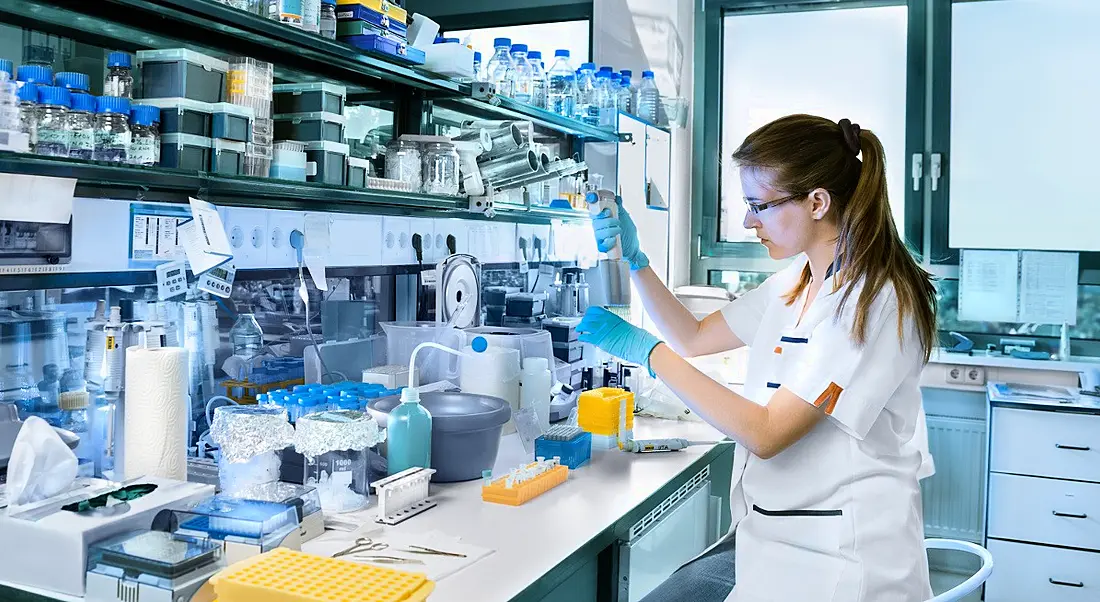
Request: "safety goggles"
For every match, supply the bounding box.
[61,483,158,513]
[743,192,807,215]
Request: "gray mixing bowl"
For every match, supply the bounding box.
[367,392,512,482]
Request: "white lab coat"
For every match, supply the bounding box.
[716,256,933,602]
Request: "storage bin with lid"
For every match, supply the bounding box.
[271,140,307,181]
[334,0,408,23]
[384,138,421,190]
[335,15,407,39]
[160,133,211,170]
[342,35,425,65]
[421,140,459,195]
[140,98,213,137]
[274,111,345,143]
[304,140,349,185]
[212,139,247,175]
[136,49,229,103]
[211,102,254,142]
[273,82,345,115]
[346,156,371,188]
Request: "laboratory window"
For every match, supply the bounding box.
[446,20,591,69]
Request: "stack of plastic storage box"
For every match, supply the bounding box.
[229,57,274,177]
[334,0,424,65]
[273,82,348,186]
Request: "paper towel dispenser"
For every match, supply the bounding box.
[0,219,72,266]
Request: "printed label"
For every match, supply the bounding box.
[71,129,95,150]
[106,336,116,351]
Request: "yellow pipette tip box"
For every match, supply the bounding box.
[333,0,408,23]
[482,464,569,506]
[577,387,634,437]
[211,547,434,602]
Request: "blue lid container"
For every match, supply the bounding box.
[107,52,132,69]
[96,95,131,115]
[494,38,512,48]
[620,69,633,78]
[596,71,609,79]
[54,72,90,92]
[16,83,38,104]
[580,62,595,71]
[16,64,52,85]
[555,49,570,58]
[642,70,655,78]
[598,65,613,73]
[510,44,528,54]
[0,59,13,79]
[528,51,542,60]
[474,51,482,62]
[70,93,96,113]
[130,104,159,127]
[37,85,71,108]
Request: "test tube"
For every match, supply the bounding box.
[482,469,493,486]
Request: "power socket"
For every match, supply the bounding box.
[945,364,985,386]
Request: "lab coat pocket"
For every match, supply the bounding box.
[733,505,846,601]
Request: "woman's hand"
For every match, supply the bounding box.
[589,193,649,271]
[577,307,662,375]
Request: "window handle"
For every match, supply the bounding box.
[1055,443,1090,451]
[1052,510,1088,519]
[930,153,943,192]
[911,153,922,192]
[1049,578,1085,588]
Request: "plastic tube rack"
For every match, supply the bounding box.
[371,467,436,525]
[481,458,569,506]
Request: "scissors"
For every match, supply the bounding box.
[333,537,389,558]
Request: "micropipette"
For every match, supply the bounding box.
[621,438,719,453]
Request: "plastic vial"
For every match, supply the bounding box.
[67,93,96,160]
[528,51,549,110]
[93,95,132,163]
[54,72,90,93]
[127,104,158,166]
[17,83,38,151]
[104,52,134,99]
[34,86,71,158]
[637,70,660,125]
[508,44,534,104]
[319,0,337,39]
[485,37,514,97]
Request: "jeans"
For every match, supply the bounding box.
[638,536,737,602]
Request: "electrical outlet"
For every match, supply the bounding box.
[945,365,966,385]
[268,210,305,268]
[964,366,986,386]
[410,218,435,263]
[382,217,413,265]
[223,207,268,268]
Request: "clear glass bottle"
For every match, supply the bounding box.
[620,70,639,116]
[35,363,61,424]
[94,96,131,162]
[575,63,599,125]
[385,138,422,190]
[0,59,12,81]
[58,391,94,463]
[302,0,320,33]
[68,93,96,160]
[594,71,614,128]
[527,51,549,110]
[319,0,337,39]
[149,111,162,165]
[127,105,158,166]
[617,74,634,115]
[0,363,41,420]
[485,37,514,97]
[0,72,22,147]
[421,141,459,196]
[508,44,534,104]
[34,85,71,158]
[17,83,38,151]
[104,52,134,99]
[230,313,265,358]
[637,70,660,125]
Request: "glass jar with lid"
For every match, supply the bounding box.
[421,141,460,196]
[34,85,71,157]
[384,138,422,191]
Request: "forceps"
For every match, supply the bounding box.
[333,537,389,558]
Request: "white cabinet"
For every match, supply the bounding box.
[985,539,1100,602]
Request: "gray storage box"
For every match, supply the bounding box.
[305,141,350,186]
[137,49,228,103]
[274,111,346,143]
[211,139,247,176]
[273,82,347,115]
[211,103,255,143]
[161,133,212,171]
[141,98,213,137]
[346,156,371,188]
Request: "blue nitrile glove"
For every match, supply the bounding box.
[577,306,662,376]
[589,193,650,271]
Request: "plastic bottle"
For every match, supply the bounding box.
[386,386,432,475]
[594,71,615,129]
[575,63,599,126]
[230,313,264,358]
[547,50,576,117]
[0,59,12,80]
[637,70,660,125]
[104,52,134,99]
[319,0,337,38]
[527,51,549,110]
[16,64,53,86]
[93,96,131,163]
[508,44,533,104]
[58,392,94,463]
[17,83,38,151]
[621,70,639,114]
[54,72,90,93]
[485,37,514,97]
[617,74,634,115]
[0,72,21,149]
[302,0,320,33]
[521,357,552,432]
[128,104,158,166]
[34,85,71,157]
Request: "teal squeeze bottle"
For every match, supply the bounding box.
[386,386,432,475]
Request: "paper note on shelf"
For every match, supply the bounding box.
[1019,251,1078,325]
[303,213,331,291]
[178,197,233,275]
[958,249,1019,323]
[0,173,75,224]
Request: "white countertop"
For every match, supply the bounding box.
[929,349,1100,373]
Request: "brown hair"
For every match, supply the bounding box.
[731,114,937,362]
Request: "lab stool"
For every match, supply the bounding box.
[925,539,993,602]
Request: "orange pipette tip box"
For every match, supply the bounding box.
[481,464,569,506]
[211,547,434,602]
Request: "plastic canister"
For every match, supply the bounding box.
[460,336,520,412]
[521,356,552,432]
[381,322,465,386]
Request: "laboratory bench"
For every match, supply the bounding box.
[0,418,734,602]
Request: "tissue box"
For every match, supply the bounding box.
[0,477,214,597]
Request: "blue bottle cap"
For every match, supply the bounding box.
[96,95,131,115]
[555,49,570,58]
[510,44,528,54]
[643,70,655,78]
[620,69,633,77]
[0,59,12,79]
[54,72,90,92]
[37,85,71,108]
[528,51,542,60]
[16,64,53,85]
[621,75,632,86]
[598,65,613,73]
[16,83,38,104]
[474,51,482,62]
[130,104,158,127]
[107,52,132,69]
[472,336,488,353]
[580,62,595,71]
[494,37,512,48]
[610,73,621,82]
[70,92,96,113]
[596,71,609,79]
[322,0,335,4]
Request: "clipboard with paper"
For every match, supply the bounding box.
[177,197,233,275]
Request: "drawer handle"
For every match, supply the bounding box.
[1055,444,1091,451]
[1052,511,1088,519]
[1049,578,1085,588]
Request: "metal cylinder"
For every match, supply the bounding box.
[479,149,540,182]
[486,124,524,157]
[454,128,493,152]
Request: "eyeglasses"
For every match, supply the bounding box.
[743,192,807,215]
[61,483,158,513]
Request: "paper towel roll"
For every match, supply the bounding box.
[124,346,189,480]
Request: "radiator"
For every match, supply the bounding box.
[921,415,987,544]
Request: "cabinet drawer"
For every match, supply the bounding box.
[986,539,1100,602]
[991,408,1100,482]
[988,472,1100,551]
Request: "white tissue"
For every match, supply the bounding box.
[124,346,189,480]
[6,416,78,513]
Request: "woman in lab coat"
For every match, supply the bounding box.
[577,114,937,602]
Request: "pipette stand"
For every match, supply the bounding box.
[371,467,437,525]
